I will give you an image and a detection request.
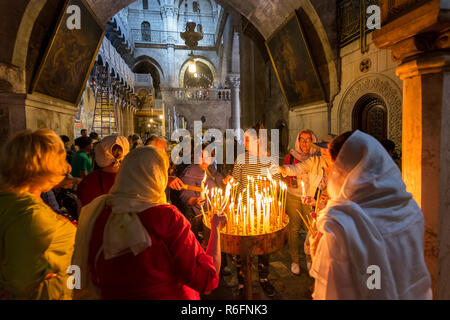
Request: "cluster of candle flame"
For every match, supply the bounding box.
[202,169,289,236]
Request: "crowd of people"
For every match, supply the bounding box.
[0,125,432,300]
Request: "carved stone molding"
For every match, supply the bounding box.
[0,63,26,94]
[161,6,175,18]
[396,52,450,80]
[226,74,240,88]
[338,74,403,153]
[373,0,450,63]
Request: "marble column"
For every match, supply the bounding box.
[167,44,176,87]
[397,53,450,299]
[373,0,450,299]
[226,74,241,135]
[162,5,177,87]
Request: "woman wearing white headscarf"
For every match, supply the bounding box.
[281,129,319,275]
[77,135,129,206]
[72,146,226,299]
[310,130,432,299]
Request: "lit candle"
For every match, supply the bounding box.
[243,205,246,235]
[282,183,287,221]
[301,180,306,198]
[278,201,282,228]
[256,192,261,233]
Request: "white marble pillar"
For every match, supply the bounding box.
[167,44,175,87]
[226,74,241,134]
[162,5,177,87]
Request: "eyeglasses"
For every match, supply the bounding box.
[299,138,312,143]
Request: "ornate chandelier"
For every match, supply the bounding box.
[180,0,203,49]
[180,20,203,48]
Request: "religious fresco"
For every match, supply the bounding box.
[30,0,105,106]
[265,11,325,109]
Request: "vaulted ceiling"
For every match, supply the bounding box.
[86,0,303,39]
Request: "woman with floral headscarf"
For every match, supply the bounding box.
[72,146,226,299]
[309,130,431,299]
[77,135,129,206]
[282,129,319,275]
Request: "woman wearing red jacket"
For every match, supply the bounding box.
[72,146,226,299]
[77,135,129,206]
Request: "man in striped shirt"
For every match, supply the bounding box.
[229,124,281,298]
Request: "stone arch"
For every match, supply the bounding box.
[133,55,165,80]
[8,0,337,91]
[11,0,48,69]
[97,55,104,66]
[179,57,217,88]
[83,0,319,39]
[338,73,403,154]
[297,0,339,102]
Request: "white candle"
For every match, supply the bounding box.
[301,180,306,197]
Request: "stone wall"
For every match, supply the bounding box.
[162,90,232,139]
[331,33,403,154]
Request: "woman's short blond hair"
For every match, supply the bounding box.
[0,129,70,193]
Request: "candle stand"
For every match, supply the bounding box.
[203,216,289,300]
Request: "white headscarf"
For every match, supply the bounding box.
[95,135,130,168]
[72,146,169,298]
[291,129,319,162]
[315,130,431,299]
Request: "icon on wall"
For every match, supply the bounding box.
[266,11,325,109]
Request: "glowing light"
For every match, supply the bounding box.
[189,61,197,73]
[203,175,287,236]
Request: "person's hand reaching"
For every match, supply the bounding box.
[211,212,227,231]
[222,175,233,185]
[189,197,205,208]
[269,164,280,176]
[168,176,184,190]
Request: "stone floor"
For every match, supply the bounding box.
[201,234,314,300]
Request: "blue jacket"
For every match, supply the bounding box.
[179,164,224,218]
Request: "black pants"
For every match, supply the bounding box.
[235,254,270,284]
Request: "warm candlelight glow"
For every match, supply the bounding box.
[203,174,288,235]
[301,180,306,197]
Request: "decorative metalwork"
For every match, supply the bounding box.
[180,21,204,48]
[338,0,378,52]
[365,101,387,141]
[166,88,231,101]
[360,58,372,72]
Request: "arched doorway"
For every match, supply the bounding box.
[183,61,214,88]
[352,94,388,141]
[179,57,217,88]
[133,58,162,98]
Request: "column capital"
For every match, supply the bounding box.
[226,74,240,88]
[373,0,450,63]
[161,5,175,18]
[396,52,450,80]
